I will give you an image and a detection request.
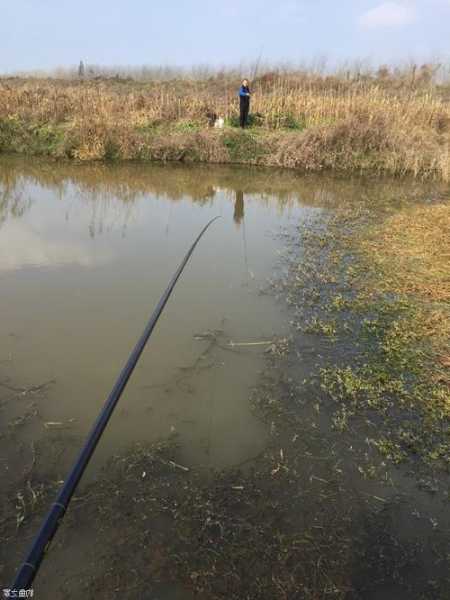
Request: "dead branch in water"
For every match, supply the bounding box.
[0,378,55,399]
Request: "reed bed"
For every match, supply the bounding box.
[0,73,449,180]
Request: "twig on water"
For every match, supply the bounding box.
[228,340,273,347]
[167,460,190,472]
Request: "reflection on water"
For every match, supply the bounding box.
[234,190,244,226]
[0,220,114,271]
[0,158,307,476]
[0,157,445,477]
[1,156,442,238]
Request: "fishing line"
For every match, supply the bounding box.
[204,329,223,468]
[242,209,250,286]
[11,216,220,590]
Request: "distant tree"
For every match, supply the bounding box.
[376,65,390,80]
[410,64,417,87]
[417,64,433,85]
[78,60,85,78]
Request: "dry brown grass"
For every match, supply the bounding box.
[0,74,449,179]
[359,202,450,386]
[2,76,449,129]
[361,203,450,302]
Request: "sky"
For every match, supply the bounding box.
[1,0,449,73]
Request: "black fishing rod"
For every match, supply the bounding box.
[12,216,220,590]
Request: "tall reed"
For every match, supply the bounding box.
[0,70,449,180]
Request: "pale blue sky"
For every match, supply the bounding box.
[1,0,449,72]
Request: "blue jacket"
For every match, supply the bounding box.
[239,85,251,98]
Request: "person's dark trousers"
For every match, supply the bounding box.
[240,97,250,128]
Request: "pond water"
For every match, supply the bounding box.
[1,157,355,479]
[1,157,446,598]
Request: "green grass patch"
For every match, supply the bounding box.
[221,130,267,162]
[173,119,201,133]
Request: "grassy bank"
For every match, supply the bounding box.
[281,197,450,476]
[1,71,449,180]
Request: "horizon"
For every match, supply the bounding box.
[1,0,449,75]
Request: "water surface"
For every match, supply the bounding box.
[1,158,318,473]
[1,157,447,598]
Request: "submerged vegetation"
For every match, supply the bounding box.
[1,64,450,180]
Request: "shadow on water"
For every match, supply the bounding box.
[0,156,448,599]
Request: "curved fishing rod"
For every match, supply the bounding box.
[12,216,221,590]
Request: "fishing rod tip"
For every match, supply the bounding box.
[206,215,222,227]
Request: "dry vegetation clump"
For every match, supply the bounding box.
[0,67,449,179]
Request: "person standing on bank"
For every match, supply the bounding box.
[239,79,251,128]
